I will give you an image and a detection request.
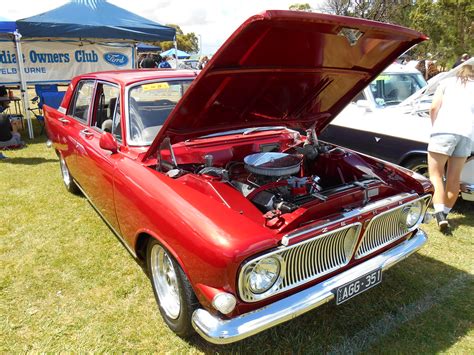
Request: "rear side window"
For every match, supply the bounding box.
[68,80,95,123]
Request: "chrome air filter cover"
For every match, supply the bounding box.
[244,152,302,177]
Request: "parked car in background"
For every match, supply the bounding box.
[45,11,433,344]
[320,60,474,201]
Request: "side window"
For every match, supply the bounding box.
[91,83,120,135]
[69,80,95,123]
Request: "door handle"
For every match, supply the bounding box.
[80,129,93,137]
[58,118,70,124]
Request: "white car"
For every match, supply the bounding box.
[321,60,474,201]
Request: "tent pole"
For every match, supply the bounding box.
[14,31,33,139]
[174,36,178,67]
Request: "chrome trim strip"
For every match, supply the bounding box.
[239,223,361,302]
[75,182,137,258]
[192,229,427,344]
[354,194,431,259]
[282,192,414,246]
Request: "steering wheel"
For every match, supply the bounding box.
[155,99,175,106]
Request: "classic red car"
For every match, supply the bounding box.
[45,11,433,344]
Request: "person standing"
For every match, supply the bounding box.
[140,54,157,68]
[428,63,474,234]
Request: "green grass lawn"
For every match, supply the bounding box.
[1,134,473,352]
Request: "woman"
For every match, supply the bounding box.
[428,63,474,234]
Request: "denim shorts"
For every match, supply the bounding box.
[428,133,472,157]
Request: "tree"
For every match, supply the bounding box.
[289,3,313,11]
[159,24,199,54]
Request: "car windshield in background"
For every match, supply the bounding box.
[369,72,427,106]
[128,80,193,146]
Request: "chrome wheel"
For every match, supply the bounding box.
[150,244,181,320]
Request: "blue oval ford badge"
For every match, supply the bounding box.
[103,52,129,67]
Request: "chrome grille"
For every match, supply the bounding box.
[239,223,361,302]
[355,195,431,259]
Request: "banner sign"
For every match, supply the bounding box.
[0,40,134,85]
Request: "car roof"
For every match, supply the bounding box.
[73,69,198,86]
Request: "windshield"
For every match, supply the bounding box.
[369,72,427,106]
[128,79,193,146]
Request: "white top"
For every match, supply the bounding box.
[431,77,474,139]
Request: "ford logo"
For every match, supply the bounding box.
[103,52,129,67]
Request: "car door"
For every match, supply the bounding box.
[53,80,96,181]
[74,81,122,232]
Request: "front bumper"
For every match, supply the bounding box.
[460,183,474,201]
[192,229,427,344]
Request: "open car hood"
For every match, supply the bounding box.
[146,10,426,159]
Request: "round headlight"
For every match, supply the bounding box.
[402,201,423,228]
[248,256,281,294]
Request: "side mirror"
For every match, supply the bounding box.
[99,132,118,154]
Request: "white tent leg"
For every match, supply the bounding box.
[14,32,33,139]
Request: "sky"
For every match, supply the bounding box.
[2,0,323,54]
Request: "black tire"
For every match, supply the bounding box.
[146,239,198,338]
[59,154,80,194]
[403,155,429,178]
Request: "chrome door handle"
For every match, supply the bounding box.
[58,118,69,124]
[80,129,93,137]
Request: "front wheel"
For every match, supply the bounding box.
[147,239,198,337]
[403,156,429,178]
[59,155,80,194]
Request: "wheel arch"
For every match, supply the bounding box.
[398,150,428,167]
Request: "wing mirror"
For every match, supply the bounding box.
[99,132,118,154]
[356,99,372,112]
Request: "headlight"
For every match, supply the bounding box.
[401,200,423,228]
[247,256,282,294]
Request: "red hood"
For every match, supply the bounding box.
[146,10,426,158]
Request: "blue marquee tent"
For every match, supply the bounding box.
[16,0,175,42]
[137,43,161,52]
[161,48,190,59]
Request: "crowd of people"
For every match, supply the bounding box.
[137,52,209,70]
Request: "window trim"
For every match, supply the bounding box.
[90,80,122,142]
[67,79,96,124]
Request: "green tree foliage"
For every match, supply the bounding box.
[318,0,473,67]
[289,3,313,11]
[159,24,199,54]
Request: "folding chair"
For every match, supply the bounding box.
[29,84,64,134]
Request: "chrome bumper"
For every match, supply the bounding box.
[460,183,474,194]
[192,229,427,344]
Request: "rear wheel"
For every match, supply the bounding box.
[147,239,198,337]
[59,155,80,194]
[403,156,429,178]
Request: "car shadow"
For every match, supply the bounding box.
[0,157,57,165]
[190,253,473,353]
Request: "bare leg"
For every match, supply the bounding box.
[428,151,449,206]
[445,156,468,208]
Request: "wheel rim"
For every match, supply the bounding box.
[150,244,181,320]
[60,157,71,186]
[411,163,429,178]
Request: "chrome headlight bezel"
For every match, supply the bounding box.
[400,199,424,229]
[239,255,285,301]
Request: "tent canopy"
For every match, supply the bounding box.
[17,0,175,42]
[0,21,16,34]
[137,43,161,52]
[161,48,190,59]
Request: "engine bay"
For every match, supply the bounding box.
[152,128,419,231]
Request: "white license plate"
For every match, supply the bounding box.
[335,268,382,305]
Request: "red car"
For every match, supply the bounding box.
[45,11,433,344]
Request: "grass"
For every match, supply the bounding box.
[1,130,473,352]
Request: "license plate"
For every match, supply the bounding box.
[335,269,382,305]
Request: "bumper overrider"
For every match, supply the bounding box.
[460,182,474,201]
[192,229,427,344]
